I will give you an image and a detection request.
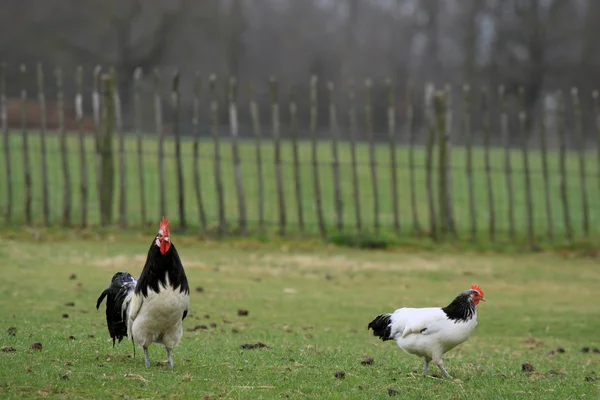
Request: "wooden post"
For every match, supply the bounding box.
[112,67,126,229]
[347,80,362,231]
[100,74,115,226]
[75,66,88,228]
[498,86,515,241]
[386,78,400,234]
[365,79,380,234]
[594,91,600,224]
[310,75,326,236]
[406,84,420,235]
[443,84,456,235]
[289,84,304,231]
[20,65,32,226]
[539,93,553,240]
[171,70,186,229]
[518,88,534,248]
[481,88,495,241]
[228,77,247,234]
[92,66,102,223]
[557,90,572,243]
[327,82,343,232]
[434,91,450,237]
[133,68,147,225]
[571,87,589,237]
[462,85,477,240]
[37,63,50,226]
[153,69,166,219]
[192,72,207,231]
[270,77,286,236]
[249,83,265,232]
[424,83,437,240]
[209,75,226,235]
[56,67,71,226]
[0,63,11,223]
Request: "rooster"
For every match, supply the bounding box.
[368,285,485,379]
[96,217,190,368]
[96,271,137,346]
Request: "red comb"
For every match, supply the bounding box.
[471,284,484,297]
[160,216,170,236]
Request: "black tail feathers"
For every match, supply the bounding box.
[368,313,393,341]
[96,271,137,346]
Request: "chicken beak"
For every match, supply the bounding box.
[480,297,486,302]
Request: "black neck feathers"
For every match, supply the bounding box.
[442,292,476,323]
[135,241,189,297]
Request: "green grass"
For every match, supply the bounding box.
[0,235,599,398]
[2,131,600,244]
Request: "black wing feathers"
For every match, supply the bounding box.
[96,271,137,346]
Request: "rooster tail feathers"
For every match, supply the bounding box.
[368,313,393,341]
[96,272,137,346]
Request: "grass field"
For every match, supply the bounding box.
[2,132,600,244]
[1,233,599,399]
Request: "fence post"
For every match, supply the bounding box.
[424,83,437,240]
[112,67,126,229]
[406,84,420,235]
[93,66,102,226]
[249,83,265,232]
[21,65,32,226]
[172,70,186,229]
[518,88,534,248]
[133,67,147,226]
[327,82,343,232]
[209,74,226,235]
[56,67,72,227]
[347,80,362,232]
[100,74,115,227]
[498,86,514,241]
[192,72,207,231]
[386,78,400,234]
[0,63,11,223]
[443,85,456,236]
[571,87,589,237]
[75,66,88,228]
[539,94,553,240]
[434,91,450,237]
[229,77,246,234]
[37,63,50,226]
[557,90,572,244]
[594,91,600,227]
[289,84,304,232]
[310,75,326,237]
[365,79,380,234]
[153,69,166,219]
[481,88,495,242]
[462,85,477,241]
[270,77,286,236]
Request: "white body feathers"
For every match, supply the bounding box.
[125,275,190,350]
[387,306,478,360]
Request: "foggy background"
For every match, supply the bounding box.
[2,0,599,146]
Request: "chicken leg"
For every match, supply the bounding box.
[435,359,452,379]
[166,348,174,368]
[422,359,430,376]
[143,347,151,367]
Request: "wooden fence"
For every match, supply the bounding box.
[1,63,600,247]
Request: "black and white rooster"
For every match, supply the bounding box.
[368,285,485,379]
[96,217,190,368]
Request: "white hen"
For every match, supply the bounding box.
[368,285,485,378]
